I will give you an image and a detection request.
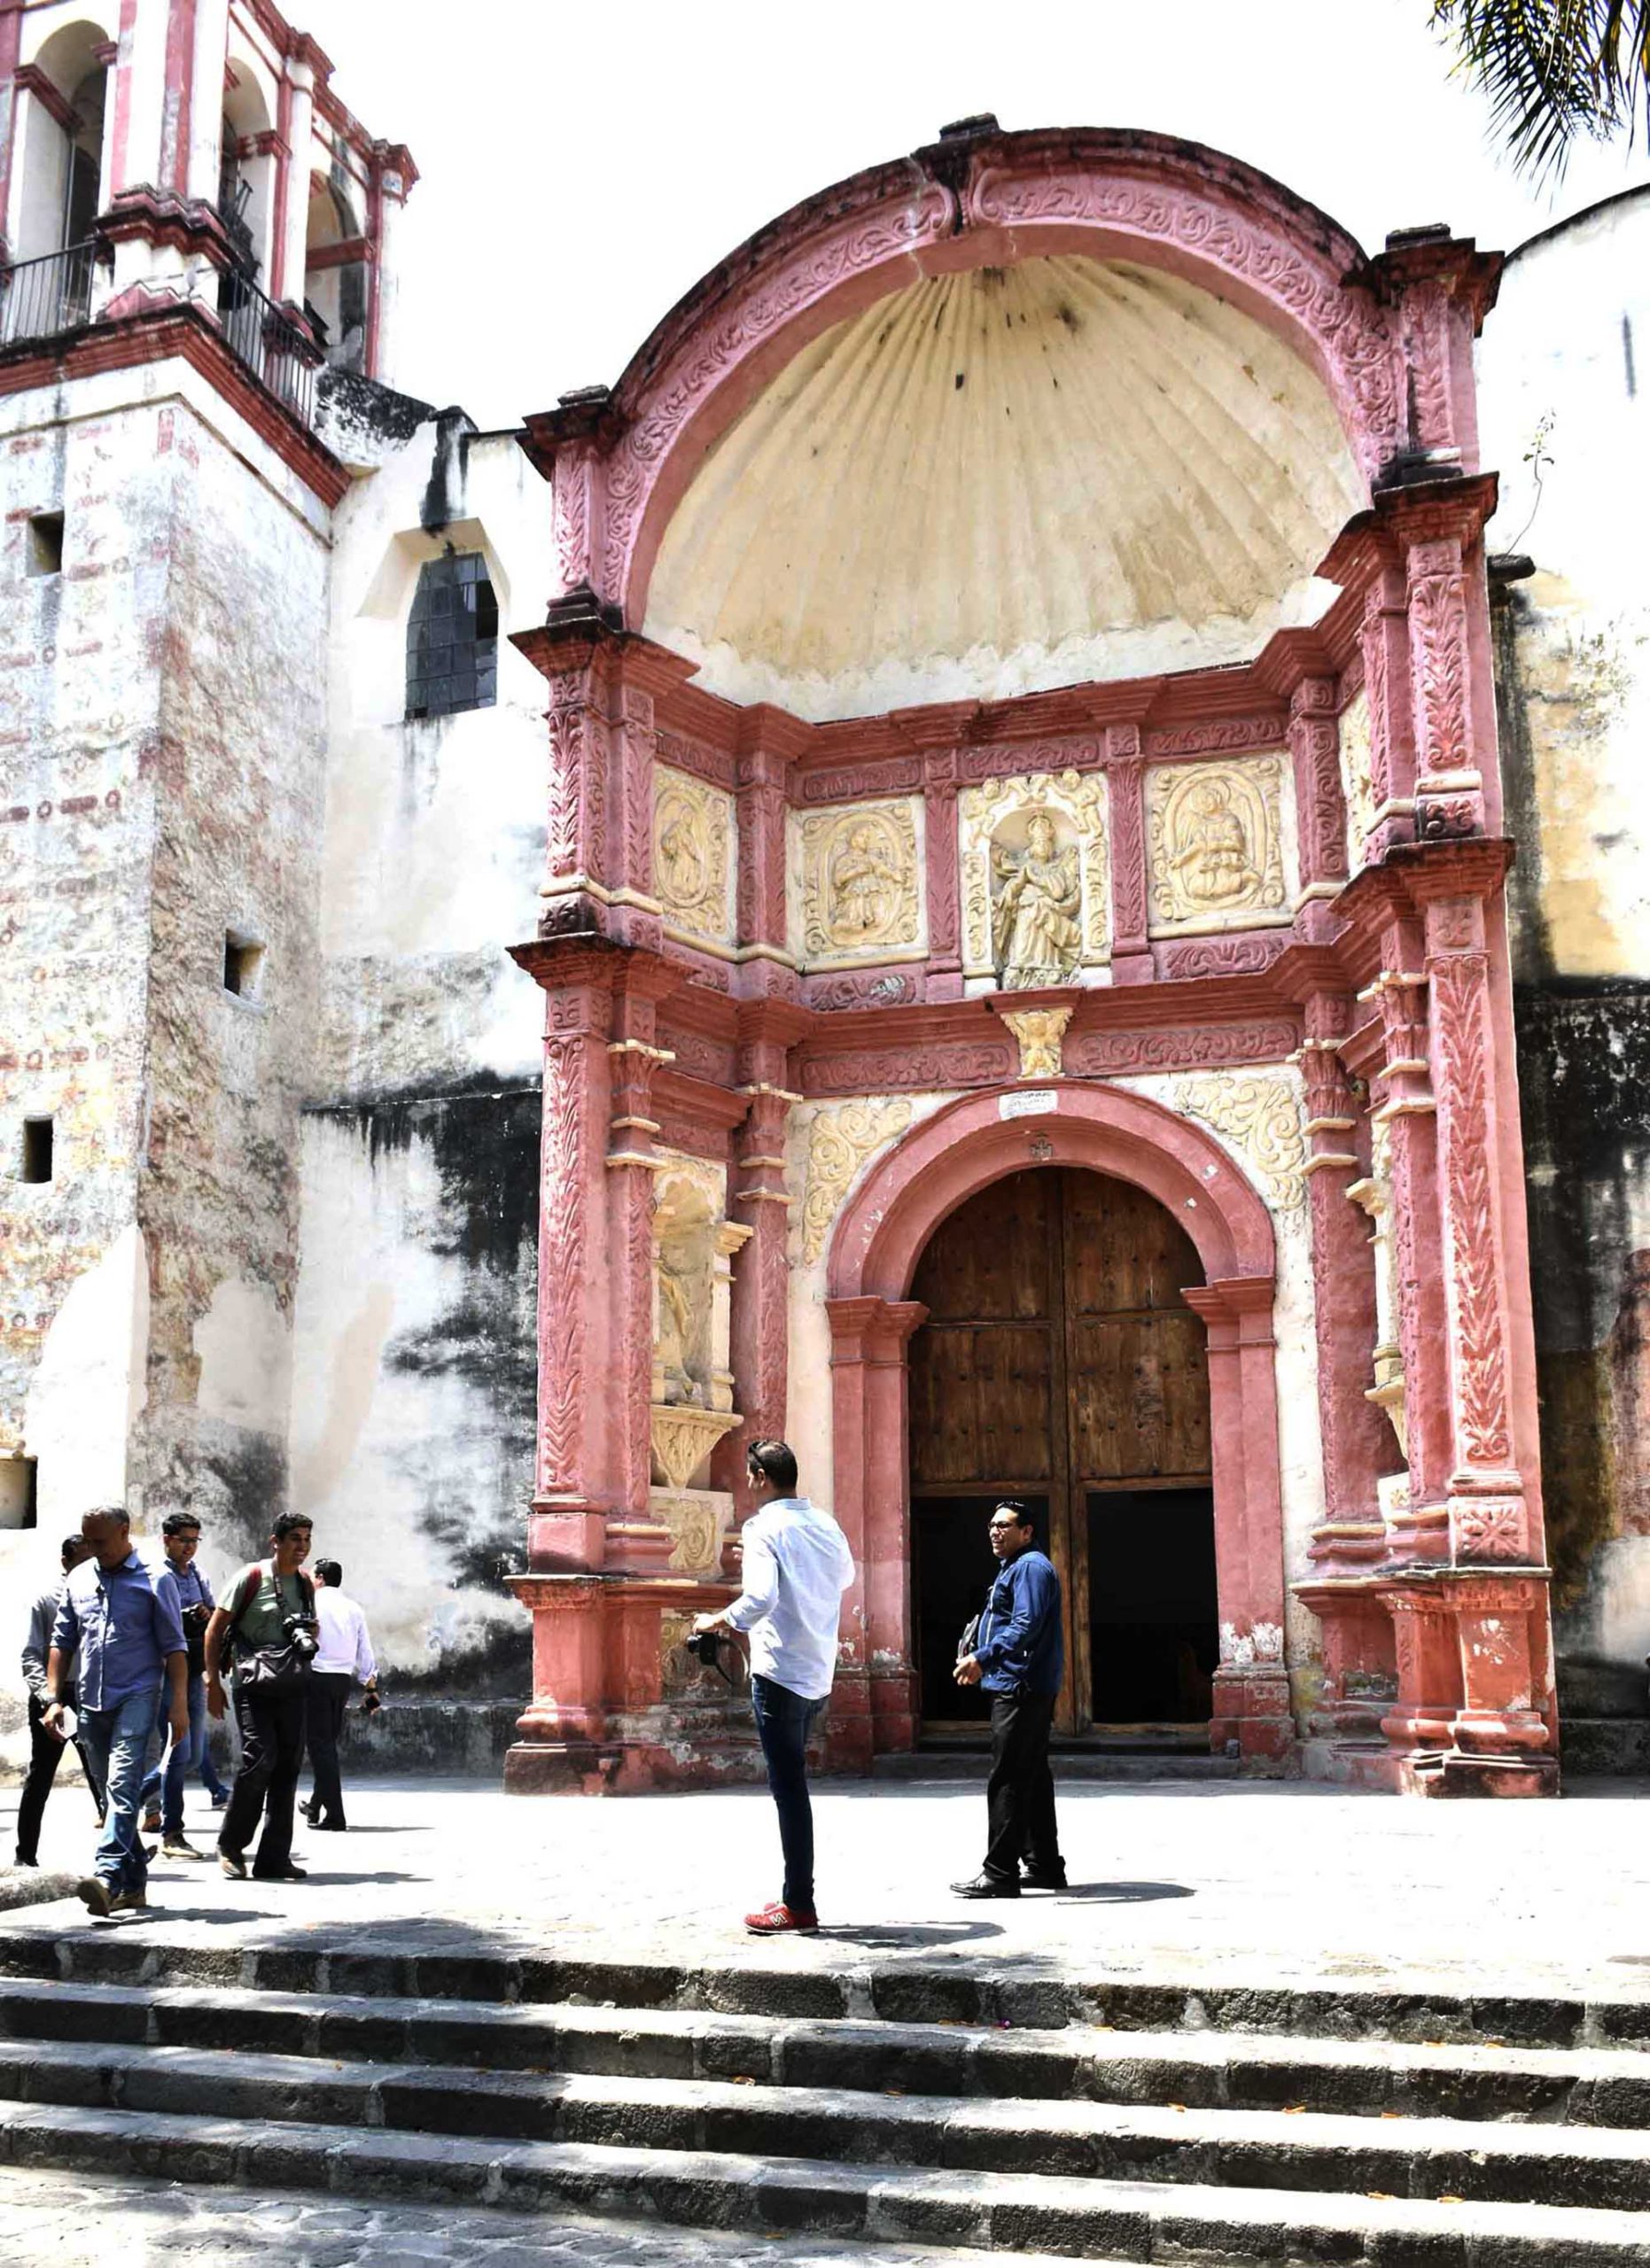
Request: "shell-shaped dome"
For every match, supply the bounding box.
[642,254,1365,721]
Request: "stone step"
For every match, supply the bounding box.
[4,1976,1650,2125]
[4,2037,1650,2210]
[1,2100,1645,2264]
[871,1751,1243,1782]
[6,1927,1648,2048]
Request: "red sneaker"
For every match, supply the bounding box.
[744,1900,819,1933]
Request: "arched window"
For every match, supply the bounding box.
[406,551,498,719]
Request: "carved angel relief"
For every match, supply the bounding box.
[959,772,1109,990]
[654,767,735,949]
[1147,757,1288,934]
[794,800,922,967]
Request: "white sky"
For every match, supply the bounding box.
[315,0,1650,427]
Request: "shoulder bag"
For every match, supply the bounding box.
[228,1563,318,1694]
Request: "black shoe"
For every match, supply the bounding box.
[951,1873,1020,1899]
[310,1820,346,1832]
[298,1800,315,1821]
[14,1854,37,1869]
[252,1863,307,1882]
[1021,1867,1068,1891]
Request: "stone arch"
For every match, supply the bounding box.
[592,129,1408,633]
[820,1084,1290,1768]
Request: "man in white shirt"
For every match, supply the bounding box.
[693,1439,855,1934]
[299,1558,377,1832]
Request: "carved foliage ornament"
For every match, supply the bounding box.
[1428,951,1514,1467]
[800,1099,913,1265]
[1179,1072,1307,1214]
[1337,688,1378,874]
[959,771,1109,988]
[653,766,734,947]
[1147,757,1287,933]
[796,800,922,965]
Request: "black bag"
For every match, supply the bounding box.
[228,1564,317,1694]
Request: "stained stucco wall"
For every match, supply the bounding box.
[1478,187,1650,1758]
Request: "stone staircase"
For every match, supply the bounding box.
[0,1927,1647,2264]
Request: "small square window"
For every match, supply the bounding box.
[224,933,264,998]
[21,1117,52,1184]
[0,1455,37,1531]
[27,514,63,577]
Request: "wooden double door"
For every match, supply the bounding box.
[908,1167,1218,1739]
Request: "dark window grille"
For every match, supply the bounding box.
[406,551,499,720]
[22,1118,53,1184]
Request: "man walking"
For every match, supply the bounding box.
[692,1439,854,1935]
[43,1506,188,1918]
[299,1557,378,1832]
[15,1533,104,1867]
[951,1502,1067,1898]
[138,1511,219,1860]
[204,1512,316,1884]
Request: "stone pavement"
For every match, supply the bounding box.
[4,1768,1650,2000]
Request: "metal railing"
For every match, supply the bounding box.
[216,268,319,429]
[0,240,97,347]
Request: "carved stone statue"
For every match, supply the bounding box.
[991,811,1082,989]
[1171,780,1260,907]
[658,797,711,913]
[829,822,905,944]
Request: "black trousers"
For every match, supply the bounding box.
[304,1672,352,1827]
[15,1692,105,1863]
[982,1689,1062,1883]
[219,1682,307,1875]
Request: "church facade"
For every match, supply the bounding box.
[3,3,1648,1794]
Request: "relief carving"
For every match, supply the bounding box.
[1337,689,1378,874]
[793,800,922,967]
[959,771,1109,988]
[800,1099,913,1264]
[1000,1007,1073,1080]
[1147,757,1287,934]
[647,1153,746,1574]
[1179,1072,1307,1214]
[654,767,734,948]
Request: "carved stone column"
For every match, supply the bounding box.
[728,1002,810,1512]
[923,747,962,998]
[1287,677,1348,935]
[1358,555,1415,863]
[1105,726,1151,983]
[824,1294,928,1763]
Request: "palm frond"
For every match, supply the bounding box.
[1433,0,1650,181]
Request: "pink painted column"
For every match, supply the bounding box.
[1183,1276,1291,1760]
[1287,675,1348,936]
[824,1295,927,1762]
[1358,552,1416,861]
[1105,726,1151,984]
[0,2,25,263]
[923,747,962,999]
[728,1002,808,1513]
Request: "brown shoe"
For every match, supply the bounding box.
[218,1849,247,1880]
[74,1876,112,1919]
[110,1888,148,1914]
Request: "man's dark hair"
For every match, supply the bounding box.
[271,1511,314,1541]
[315,1558,343,1588]
[746,1438,798,1495]
[993,1500,1035,1534]
[162,1511,201,1537]
[59,1534,84,1563]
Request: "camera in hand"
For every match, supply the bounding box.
[685,1628,723,1671]
[283,1612,320,1662]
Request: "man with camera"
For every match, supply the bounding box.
[951,1501,1067,1899]
[203,1511,318,1884]
[137,1511,219,1860]
[692,1439,854,1935]
[298,1557,379,1833]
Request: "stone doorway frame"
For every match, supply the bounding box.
[822,1082,1290,1770]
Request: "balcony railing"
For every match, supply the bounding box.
[0,240,97,347]
[216,268,319,429]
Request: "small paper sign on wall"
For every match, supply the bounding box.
[999,1091,1058,1120]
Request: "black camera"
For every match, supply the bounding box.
[283,1612,320,1662]
[684,1629,722,1671]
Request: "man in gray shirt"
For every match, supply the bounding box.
[15,1533,103,1867]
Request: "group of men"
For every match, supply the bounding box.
[694,1439,1066,1930]
[15,1505,377,1918]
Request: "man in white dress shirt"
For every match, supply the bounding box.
[299,1558,377,1832]
[693,1439,855,1935]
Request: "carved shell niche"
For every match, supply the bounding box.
[1146,757,1288,935]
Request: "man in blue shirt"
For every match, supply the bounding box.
[46,1504,188,1918]
[137,1511,220,1860]
[951,1501,1067,1898]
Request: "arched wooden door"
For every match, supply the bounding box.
[907,1166,1216,1740]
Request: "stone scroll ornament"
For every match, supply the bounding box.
[960,772,1109,989]
[797,800,922,965]
[1179,1072,1308,1215]
[800,1100,913,1265]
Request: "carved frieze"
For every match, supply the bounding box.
[1067,1021,1298,1077]
[799,1099,913,1264]
[1157,931,1288,981]
[1178,1071,1307,1215]
[790,798,923,969]
[653,766,735,951]
[1147,757,1288,935]
[801,1039,1016,1099]
[959,771,1109,989]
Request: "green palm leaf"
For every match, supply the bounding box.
[1433,0,1650,180]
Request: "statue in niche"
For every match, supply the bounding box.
[828,821,905,945]
[1170,780,1260,908]
[657,795,712,916]
[992,810,1082,989]
[656,1235,711,1406]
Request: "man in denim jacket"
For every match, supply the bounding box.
[952,1502,1067,1897]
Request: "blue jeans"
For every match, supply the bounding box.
[78,1686,161,1894]
[751,1674,824,1914]
[140,1673,214,1837]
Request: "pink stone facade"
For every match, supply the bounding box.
[502,129,1557,1798]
